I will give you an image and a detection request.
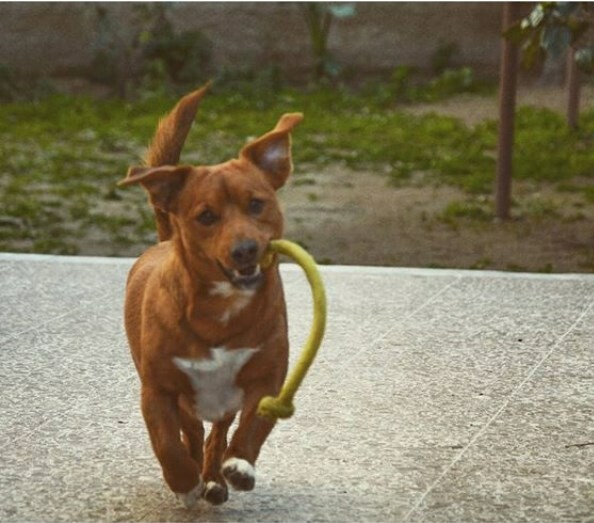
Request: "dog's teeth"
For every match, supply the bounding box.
[236,265,261,278]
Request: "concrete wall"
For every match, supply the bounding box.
[0,2,505,79]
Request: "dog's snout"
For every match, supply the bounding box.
[231,239,259,267]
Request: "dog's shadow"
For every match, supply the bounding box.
[126,480,336,522]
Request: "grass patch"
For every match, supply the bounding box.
[583,186,594,203]
[440,200,492,224]
[292,176,317,187]
[514,108,594,183]
[521,197,560,220]
[0,86,593,254]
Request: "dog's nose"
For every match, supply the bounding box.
[231,239,259,267]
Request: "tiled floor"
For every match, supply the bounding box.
[1,253,593,522]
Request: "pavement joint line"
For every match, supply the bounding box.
[2,416,121,503]
[138,500,167,522]
[334,274,464,369]
[399,297,594,523]
[0,311,73,347]
[0,252,131,265]
[525,475,594,485]
[317,265,594,281]
[0,406,70,452]
[0,369,139,452]
[0,287,116,347]
[2,253,594,281]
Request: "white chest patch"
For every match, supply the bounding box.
[210,281,256,324]
[173,347,259,422]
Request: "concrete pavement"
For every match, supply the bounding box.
[1,253,593,522]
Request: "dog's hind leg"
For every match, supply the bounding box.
[201,415,234,505]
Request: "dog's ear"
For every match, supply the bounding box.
[118,165,192,212]
[240,113,303,190]
[146,82,211,167]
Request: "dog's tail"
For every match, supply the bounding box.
[145,82,210,240]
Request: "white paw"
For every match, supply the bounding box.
[222,457,255,491]
[175,480,203,509]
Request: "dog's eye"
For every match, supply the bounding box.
[248,198,265,215]
[197,209,218,226]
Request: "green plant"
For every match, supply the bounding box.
[0,64,55,103]
[426,67,474,99]
[215,65,285,104]
[505,2,594,73]
[139,6,213,86]
[300,3,356,80]
[0,64,19,103]
[90,4,213,97]
[387,66,415,103]
[368,64,490,106]
[90,6,139,97]
[431,41,460,74]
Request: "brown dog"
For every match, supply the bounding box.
[119,84,302,508]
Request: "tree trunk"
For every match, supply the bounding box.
[495,2,521,221]
[566,47,581,130]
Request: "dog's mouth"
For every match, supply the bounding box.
[218,262,264,290]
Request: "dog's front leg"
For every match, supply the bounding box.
[141,386,203,507]
[221,379,281,492]
[201,414,235,505]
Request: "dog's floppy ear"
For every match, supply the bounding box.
[118,165,192,212]
[240,113,303,190]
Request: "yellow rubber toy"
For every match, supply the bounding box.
[257,239,327,420]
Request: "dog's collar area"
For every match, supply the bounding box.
[217,261,263,291]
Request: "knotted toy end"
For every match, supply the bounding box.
[257,396,295,420]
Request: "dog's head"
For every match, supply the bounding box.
[120,88,302,291]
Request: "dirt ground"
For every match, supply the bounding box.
[281,85,594,273]
[282,166,594,272]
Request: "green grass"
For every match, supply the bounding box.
[440,201,492,224]
[583,186,594,203]
[0,86,593,254]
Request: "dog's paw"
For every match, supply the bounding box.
[222,457,255,491]
[175,480,203,509]
[202,481,229,505]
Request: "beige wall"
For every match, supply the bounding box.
[0,2,505,79]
